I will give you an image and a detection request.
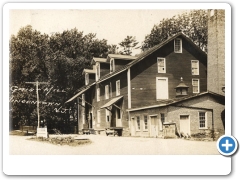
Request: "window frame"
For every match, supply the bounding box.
[143,115,148,131]
[116,80,120,96]
[97,87,100,102]
[191,60,199,75]
[192,79,200,93]
[174,38,182,53]
[199,112,207,129]
[105,85,109,100]
[157,57,166,73]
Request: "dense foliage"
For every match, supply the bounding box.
[9,25,117,132]
[142,10,208,52]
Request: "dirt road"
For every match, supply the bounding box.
[9,135,219,155]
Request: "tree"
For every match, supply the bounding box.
[9,25,118,132]
[142,10,208,52]
[119,36,139,55]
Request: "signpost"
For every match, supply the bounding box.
[25,81,48,129]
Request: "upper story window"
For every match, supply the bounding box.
[191,60,199,75]
[85,73,89,85]
[174,38,182,53]
[192,79,200,93]
[105,85,109,100]
[116,80,120,96]
[110,58,115,73]
[157,58,166,73]
[97,87,100,102]
[199,112,207,129]
[96,62,100,81]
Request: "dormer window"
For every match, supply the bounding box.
[110,58,115,73]
[174,38,182,53]
[96,62,100,81]
[85,73,89,85]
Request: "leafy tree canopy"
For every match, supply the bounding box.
[142,10,208,52]
[119,36,139,55]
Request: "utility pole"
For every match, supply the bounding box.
[25,81,48,128]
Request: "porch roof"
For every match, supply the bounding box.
[101,96,123,109]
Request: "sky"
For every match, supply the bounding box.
[9,9,190,54]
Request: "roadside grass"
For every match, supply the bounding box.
[27,136,92,147]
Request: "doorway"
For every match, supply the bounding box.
[150,116,158,137]
[179,115,190,136]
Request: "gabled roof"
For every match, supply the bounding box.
[92,57,109,64]
[98,32,206,83]
[126,91,224,112]
[82,69,96,74]
[66,32,207,103]
[107,54,137,61]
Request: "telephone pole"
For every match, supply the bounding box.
[25,81,48,128]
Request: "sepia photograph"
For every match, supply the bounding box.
[3,2,232,176]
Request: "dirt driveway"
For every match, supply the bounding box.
[9,134,219,155]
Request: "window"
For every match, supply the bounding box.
[110,58,115,73]
[116,80,120,96]
[157,58,166,73]
[136,116,140,130]
[191,60,199,75]
[96,62,100,81]
[105,85,109,99]
[97,88,100,102]
[106,109,110,122]
[192,79,200,93]
[97,110,101,123]
[82,94,85,106]
[174,38,182,53]
[85,73,89,85]
[199,112,207,129]
[143,115,148,130]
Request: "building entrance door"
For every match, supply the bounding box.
[180,115,190,136]
[150,116,158,137]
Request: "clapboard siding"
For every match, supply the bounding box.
[91,71,129,129]
[131,37,207,108]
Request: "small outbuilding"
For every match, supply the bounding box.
[127,91,225,139]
